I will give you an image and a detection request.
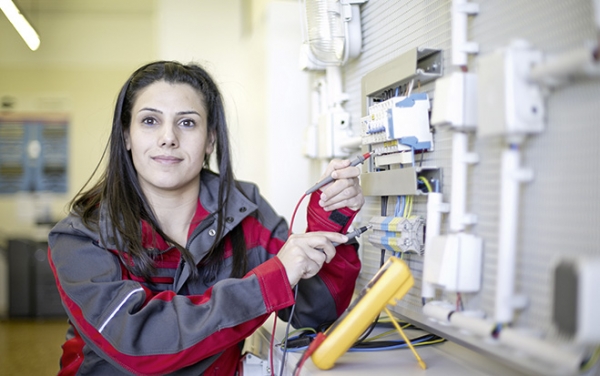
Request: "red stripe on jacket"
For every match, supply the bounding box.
[49,250,294,376]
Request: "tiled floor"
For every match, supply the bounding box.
[0,318,69,375]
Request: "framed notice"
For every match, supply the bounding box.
[0,114,68,194]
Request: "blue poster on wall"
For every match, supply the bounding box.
[0,116,68,194]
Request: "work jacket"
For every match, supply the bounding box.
[48,170,361,375]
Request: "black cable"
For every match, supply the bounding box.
[278,285,299,376]
[351,334,444,349]
[285,332,445,351]
[355,314,380,343]
[380,195,389,267]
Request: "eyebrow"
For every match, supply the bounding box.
[138,107,162,114]
[138,107,202,116]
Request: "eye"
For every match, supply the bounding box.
[179,118,196,128]
[141,117,158,126]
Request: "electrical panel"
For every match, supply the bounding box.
[359,48,442,197]
[361,93,433,155]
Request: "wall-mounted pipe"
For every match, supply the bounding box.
[451,0,479,67]
[528,44,600,88]
[449,132,479,232]
[498,326,582,373]
[423,301,583,374]
[494,145,533,324]
[423,300,454,322]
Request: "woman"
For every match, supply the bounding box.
[48,61,364,375]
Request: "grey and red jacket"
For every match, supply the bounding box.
[48,171,361,375]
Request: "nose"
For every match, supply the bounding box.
[159,124,178,147]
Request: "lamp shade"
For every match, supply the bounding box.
[302,0,366,67]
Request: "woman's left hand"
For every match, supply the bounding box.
[318,158,365,212]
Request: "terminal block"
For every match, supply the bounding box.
[367,216,425,254]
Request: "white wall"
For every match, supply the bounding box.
[0,0,158,317]
[156,0,267,187]
[262,2,312,230]
[156,0,312,226]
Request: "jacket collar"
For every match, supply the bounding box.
[97,170,258,256]
[176,171,258,292]
[186,170,258,263]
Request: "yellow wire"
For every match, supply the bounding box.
[375,315,409,325]
[414,338,446,347]
[362,323,412,342]
[581,346,600,372]
[418,176,432,193]
[362,329,397,342]
[404,196,413,218]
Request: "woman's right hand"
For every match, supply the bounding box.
[276,231,348,287]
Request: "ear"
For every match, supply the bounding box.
[205,130,216,154]
[124,130,131,151]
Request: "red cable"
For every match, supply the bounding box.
[294,332,327,376]
[270,193,308,375]
[288,193,308,237]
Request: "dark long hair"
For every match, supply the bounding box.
[71,61,247,281]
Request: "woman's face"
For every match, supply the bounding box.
[125,80,214,196]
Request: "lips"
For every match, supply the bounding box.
[152,155,183,164]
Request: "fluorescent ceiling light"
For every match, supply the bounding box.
[0,0,40,51]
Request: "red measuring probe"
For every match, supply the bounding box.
[305,151,374,195]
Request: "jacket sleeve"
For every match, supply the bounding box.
[48,218,295,376]
[278,190,361,329]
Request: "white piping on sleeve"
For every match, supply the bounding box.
[98,287,144,333]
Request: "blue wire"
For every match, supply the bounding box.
[399,196,405,217]
[395,196,405,217]
[348,336,436,352]
[283,334,440,353]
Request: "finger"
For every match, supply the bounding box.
[304,231,348,247]
[318,159,351,182]
[321,185,364,211]
[307,248,327,268]
[320,180,362,209]
[320,177,358,202]
[320,159,351,189]
[330,165,361,181]
[298,247,327,279]
[321,197,364,212]
[313,245,335,263]
[284,232,347,257]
